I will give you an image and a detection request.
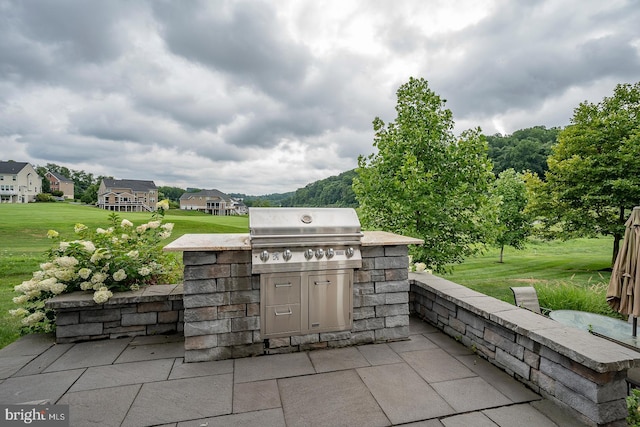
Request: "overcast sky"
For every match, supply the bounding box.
[1,0,639,195]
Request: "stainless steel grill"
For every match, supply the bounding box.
[249,207,362,338]
[250,207,362,274]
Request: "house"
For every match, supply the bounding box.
[0,161,40,203]
[179,189,247,215]
[97,179,158,212]
[45,170,75,199]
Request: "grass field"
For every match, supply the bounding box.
[0,203,249,348]
[0,202,620,349]
[442,237,616,315]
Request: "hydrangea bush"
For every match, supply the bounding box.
[10,201,180,333]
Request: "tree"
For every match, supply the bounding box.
[158,186,186,203]
[491,169,531,262]
[35,166,51,193]
[354,77,496,272]
[486,126,558,176]
[538,82,640,265]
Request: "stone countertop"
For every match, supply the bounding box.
[361,231,423,247]
[164,231,423,252]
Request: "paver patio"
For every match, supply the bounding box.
[0,316,589,426]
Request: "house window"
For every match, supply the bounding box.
[12,175,17,181]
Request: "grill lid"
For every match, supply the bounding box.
[249,207,362,246]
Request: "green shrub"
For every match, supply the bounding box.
[628,389,640,426]
[535,281,622,318]
[35,193,55,202]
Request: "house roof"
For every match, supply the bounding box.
[0,161,31,174]
[102,179,157,192]
[46,170,74,182]
[180,189,230,200]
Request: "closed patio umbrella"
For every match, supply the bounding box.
[607,206,640,336]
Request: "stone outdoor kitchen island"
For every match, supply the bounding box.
[164,230,423,362]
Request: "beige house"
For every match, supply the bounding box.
[0,161,40,203]
[97,179,157,212]
[45,170,75,199]
[180,189,247,215]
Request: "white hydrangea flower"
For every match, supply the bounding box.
[91,272,107,284]
[156,199,170,211]
[113,269,127,282]
[80,281,93,291]
[53,268,76,282]
[136,224,148,233]
[93,287,113,304]
[15,279,35,294]
[9,307,29,317]
[55,256,79,268]
[74,223,88,233]
[78,268,92,279]
[81,241,96,253]
[37,277,58,291]
[414,262,427,272]
[127,250,139,259]
[47,229,59,238]
[161,223,174,232]
[12,295,29,304]
[22,311,45,325]
[147,220,161,229]
[26,289,42,299]
[138,266,151,276]
[50,282,67,294]
[96,228,107,234]
[40,262,55,271]
[130,284,140,291]
[58,242,70,251]
[159,231,171,239]
[121,219,133,228]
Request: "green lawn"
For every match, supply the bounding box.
[442,237,614,312]
[0,203,619,349]
[0,203,249,348]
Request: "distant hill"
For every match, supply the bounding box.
[231,169,358,208]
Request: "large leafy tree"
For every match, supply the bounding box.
[538,82,640,264]
[487,126,558,177]
[491,169,531,263]
[354,77,495,272]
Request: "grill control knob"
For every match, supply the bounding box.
[315,248,325,259]
[346,247,355,258]
[326,248,335,259]
[260,250,269,262]
[304,248,314,260]
[283,249,292,261]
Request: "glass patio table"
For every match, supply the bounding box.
[549,309,640,350]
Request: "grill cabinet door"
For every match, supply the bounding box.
[308,271,352,332]
[262,273,302,336]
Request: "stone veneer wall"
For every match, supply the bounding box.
[181,245,411,362]
[46,284,184,343]
[410,274,639,427]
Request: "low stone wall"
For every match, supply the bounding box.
[410,273,640,427]
[181,245,411,362]
[46,284,184,343]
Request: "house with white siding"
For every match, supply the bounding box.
[0,161,40,203]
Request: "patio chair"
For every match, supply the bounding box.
[510,286,550,315]
[627,368,640,394]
